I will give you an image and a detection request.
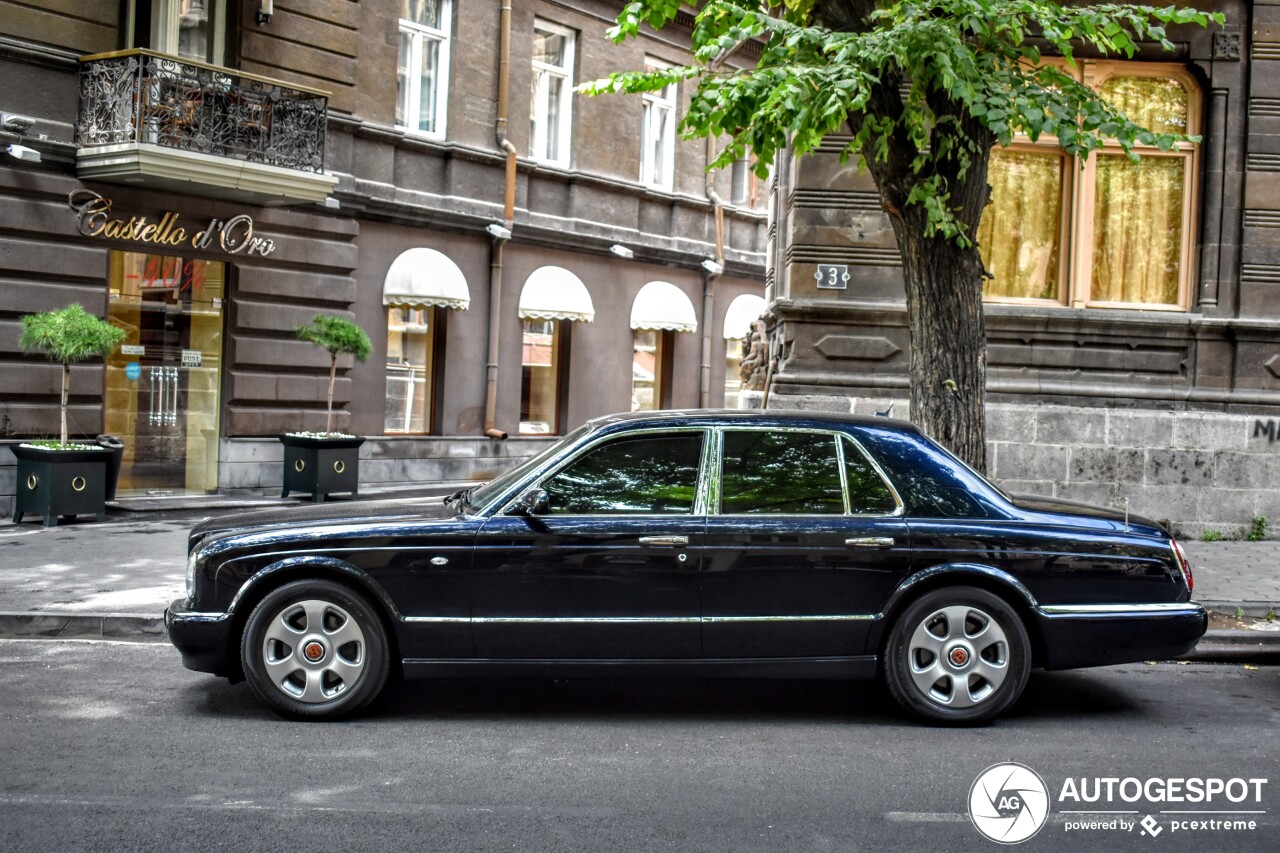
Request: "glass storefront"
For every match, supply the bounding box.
[105,250,225,495]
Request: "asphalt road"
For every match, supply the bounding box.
[0,641,1276,852]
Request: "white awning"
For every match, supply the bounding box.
[382,248,470,310]
[518,266,595,323]
[631,280,697,333]
[722,293,767,340]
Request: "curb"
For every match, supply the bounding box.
[0,612,167,643]
[1177,628,1280,664]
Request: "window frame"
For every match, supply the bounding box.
[981,60,1201,312]
[639,57,677,190]
[128,0,228,65]
[709,427,904,517]
[396,0,452,139]
[518,317,570,436]
[530,19,576,167]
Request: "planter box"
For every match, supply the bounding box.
[12,445,110,527]
[279,435,364,503]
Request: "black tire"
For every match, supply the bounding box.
[240,579,390,720]
[882,586,1030,724]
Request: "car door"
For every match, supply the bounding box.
[471,429,707,660]
[702,428,913,658]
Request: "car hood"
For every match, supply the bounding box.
[1010,494,1167,535]
[189,498,458,549]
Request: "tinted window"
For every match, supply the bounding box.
[543,433,703,515]
[842,437,898,514]
[853,428,991,519]
[720,431,843,514]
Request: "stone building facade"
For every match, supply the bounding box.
[762,0,1280,537]
[0,0,768,513]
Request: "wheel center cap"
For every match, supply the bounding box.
[945,642,973,670]
[949,647,969,666]
[303,641,326,662]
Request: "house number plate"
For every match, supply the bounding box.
[815,264,850,290]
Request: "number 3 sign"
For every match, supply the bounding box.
[814,264,849,290]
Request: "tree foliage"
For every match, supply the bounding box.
[587,0,1220,245]
[20,303,125,366]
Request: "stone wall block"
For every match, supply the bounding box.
[986,405,1038,443]
[990,442,1070,482]
[1054,482,1123,509]
[1106,412,1174,450]
[1214,452,1280,492]
[1037,408,1107,446]
[1173,415,1248,450]
[1069,446,1145,483]
[1144,449,1216,487]
[1125,485,1201,526]
[1196,489,1261,525]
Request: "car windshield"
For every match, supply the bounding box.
[466,422,595,510]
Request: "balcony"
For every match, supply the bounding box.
[76,49,337,204]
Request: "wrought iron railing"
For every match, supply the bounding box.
[77,49,328,174]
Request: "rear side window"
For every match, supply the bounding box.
[543,432,703,515]
[720,431,844,514]
[842,437,898,514]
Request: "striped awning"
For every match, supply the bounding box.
[518,266,595,323]
[630,280,697,333]
[382,248,470,310]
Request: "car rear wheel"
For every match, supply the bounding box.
[883,586,1030,724]
[241,579,390,720]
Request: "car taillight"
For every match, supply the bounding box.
[1170,538,1194,593]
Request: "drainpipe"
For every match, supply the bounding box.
[700,137,726,408]
[484,0,518,440]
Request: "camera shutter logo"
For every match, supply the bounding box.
[969,763,1051,844]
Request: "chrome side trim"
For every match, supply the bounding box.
[703,614,880,623]
[403,615,879,624]
[1037,603,1205,616]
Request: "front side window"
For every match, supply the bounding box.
[520,318,561,434]
[720,431,844,515]
[979,62,1199,311]
[397,0,452,136]
[530,21,574,165]
[543,433,704,515]
[385,307,435,433]
[639,58,676,189]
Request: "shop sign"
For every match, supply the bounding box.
[121,344,145,356]
[181,349,203,368]
[67,190,276,258]
[125,362,142,381]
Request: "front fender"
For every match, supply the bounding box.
[226,555,403,621]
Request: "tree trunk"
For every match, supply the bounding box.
[325,354,337,434]
[60,361,70,446]
[892,216,989,472]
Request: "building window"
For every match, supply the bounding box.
[530,20,574,165]
[385,307,436,434]
[979,62,1199,311]
[397,0,451,137]
[640,58,676,189]
[128,0,228,65]
[631,329,670,411]
[520,319,563,434]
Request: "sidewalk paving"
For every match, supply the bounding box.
[1,492,1277,661]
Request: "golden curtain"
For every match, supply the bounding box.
[978,149,1064,300]
[1090,154,1184,305]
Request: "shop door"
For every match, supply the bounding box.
[105,251,225,495]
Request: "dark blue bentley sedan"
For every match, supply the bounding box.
[167,411,1206,723]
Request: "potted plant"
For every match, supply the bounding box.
[12,304,125,526]
[280,314,372,502]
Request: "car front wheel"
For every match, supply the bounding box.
[241,579,390,720]
[883,586,1031,724]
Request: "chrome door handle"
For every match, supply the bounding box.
[846,537,895,548]
[639,536,689,547]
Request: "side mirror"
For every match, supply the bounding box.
[511,488,549,516]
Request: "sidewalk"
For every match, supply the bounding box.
[0,492,1276,661]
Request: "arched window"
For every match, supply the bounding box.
[979,62,1200,310]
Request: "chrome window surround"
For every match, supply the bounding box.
[487,424,906,520]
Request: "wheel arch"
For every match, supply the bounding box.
[222,556,403,682]
[871,564,1047,667]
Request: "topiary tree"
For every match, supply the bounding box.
[20,303,126,447]
[295,314,372,434]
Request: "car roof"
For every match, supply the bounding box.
[586,408,922,434]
